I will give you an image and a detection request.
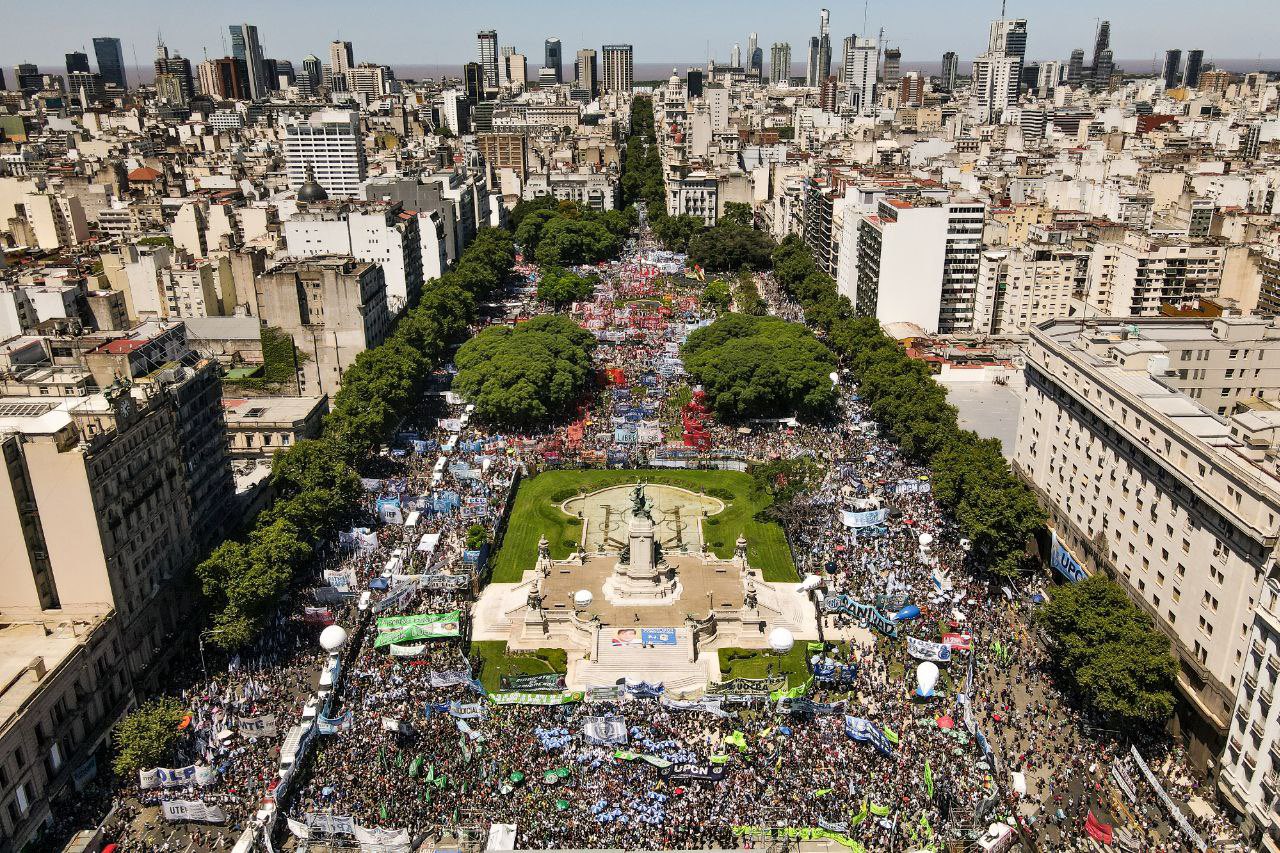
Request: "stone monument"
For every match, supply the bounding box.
[602,483,681,604]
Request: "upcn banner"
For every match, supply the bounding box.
[1050,531,1087,582]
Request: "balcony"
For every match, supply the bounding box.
[1254,720,1269,740]
[1245,751,1259,769]
[1258,640,1270,657]
[1266,686,1276,707]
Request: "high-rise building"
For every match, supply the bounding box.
[972,15,1026,122]
[1163,49,1183,89]
[544,38,563,84]
[13,63,41,94]
[686,67,704,98]
[748,32,763,76]
[899,72,924,107]
[463,62,485,104]
[154,40,194,104]
[770,43,792,85]
[499,45,515,86]
[199,57,250,100]
[1184,49,1205,89]
[731,43,742,68]
[284,110,368,199]
[1090,19,1111,80]
[806,37,822,87]
[818,9,832,83]
[971,53,1021,123]
[229,23,266,100]
[92,37,126,90]
[1093,49,1114,89]
[254,258,390,397]
[843,36,878,117]
[65,51,90,76]
[507,53,528,88]
[819,76,839,112]
[300,55,322,95]
[1066,49,1085,87]
[329,39,354,86]
[601,44,633,95]
[940,51,959,92]
[882,47,902,90]
[575,48,598,98]
[477,30,499,89]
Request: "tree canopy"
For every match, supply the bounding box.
[1036,574,1177,727]
[454,315,598,427]
[195,224,519,650]
[113,697,186,777]
[682,314,837,422]
[687,220,776,272]
[537,267,598,309]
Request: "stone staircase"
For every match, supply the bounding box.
[570,627,712,694]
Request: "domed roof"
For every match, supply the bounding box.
[297,163,328,203]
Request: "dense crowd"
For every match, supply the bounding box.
[91,218,1244,853]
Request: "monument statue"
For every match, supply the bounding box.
[630,482,653,522]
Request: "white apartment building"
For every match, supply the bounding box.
[1085,232,1226,317]
[601,44,634,95]
[842,37,878,117]
[667,173,718,225]
[283,111,367,199]
[974,245,1079,335]
[1016,315,1280,773]
[970,53,1021,124]
[283,202,423,315]
[842,197,947,334]
[837,194,984,334]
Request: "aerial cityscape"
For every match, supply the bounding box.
[0,4,1278,853]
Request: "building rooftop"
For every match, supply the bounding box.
[223,396,326,424]
[0,610,111,731]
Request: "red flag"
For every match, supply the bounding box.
[1084,811,1113,845]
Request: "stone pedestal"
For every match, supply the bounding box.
[603,513,681,605]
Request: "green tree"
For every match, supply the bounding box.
[652,214,704,253]
[537,267,598,308]
[688,222,775,272]
[682,314,837,421]
[1037,574,1177,726]
[466,524,489,550]
[720,202,755,227]
[454,315,598,427]
[534,218,620,267]
[113,697,186,777]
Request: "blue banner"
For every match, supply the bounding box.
[844,716,894,757]
[1050,531,1086,582]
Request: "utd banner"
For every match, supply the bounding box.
[161,800,227,823]
[583,716,628,745]
[907,637,952,663]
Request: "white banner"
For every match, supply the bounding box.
[354,825,411,846]
[287,817,311,839]
[1130,747,1207,852]
[583,716,628,745]
[238,714,278,738]
[659,696,733,718]
[841,508,889,528]
[907,636,952,663]
[306,813,356,835]
[140,765,217,790]
[162,800,227,823]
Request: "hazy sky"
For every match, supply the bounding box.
[4,0,1278,69]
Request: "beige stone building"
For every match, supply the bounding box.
[254,258,390,396]
[0,610,129,851]
[1084,231,1226,317]
[1016,315,1280,773]
[223,395,328,458]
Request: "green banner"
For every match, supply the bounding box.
[768,678,812,702]
[376,611,461,635]
[489,691,584,706]
[611,750,673,768]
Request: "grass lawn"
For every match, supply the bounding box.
[472,641,568,692]
[717,645,810,688]
[491,468,797,583]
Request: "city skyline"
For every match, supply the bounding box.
[4,0,1280,72]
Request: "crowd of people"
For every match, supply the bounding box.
[90,216,1245,853]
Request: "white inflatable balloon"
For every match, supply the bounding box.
[769,627,795,654]
[916,661,939,697]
